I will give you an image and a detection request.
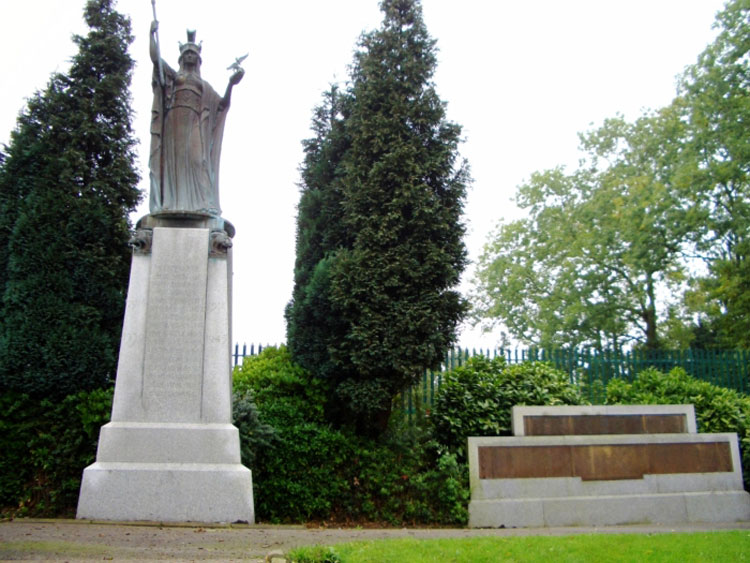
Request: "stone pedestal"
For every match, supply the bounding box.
[77,214,254,523]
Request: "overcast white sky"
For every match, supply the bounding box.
[1,0,725,350]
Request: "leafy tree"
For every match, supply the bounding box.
[0,0,141,398]
[287,0,469,435]
[677,0,750,347]
[474,109,688,351]
[474,1,750,351]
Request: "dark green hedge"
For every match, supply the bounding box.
[233,346,468,525]
[429,355,585,461]
[0,388,112,517]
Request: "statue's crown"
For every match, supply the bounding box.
[179,29,202,55]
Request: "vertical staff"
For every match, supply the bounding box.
[150,0,165,205]
[151,0,165,86]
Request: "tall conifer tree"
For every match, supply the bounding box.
[286,85,351,379]
[0,0,141,397]
[288,0,469,435]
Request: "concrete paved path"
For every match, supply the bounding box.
[1,518,749,561]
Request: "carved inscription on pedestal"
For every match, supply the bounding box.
[478,442,733,481]
[523,414,688,436]
[142,228,209,422]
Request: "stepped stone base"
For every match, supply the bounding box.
[469,490,750,528]
[77,421,254,522]
[77,461,253,523]
[91,422,242,464]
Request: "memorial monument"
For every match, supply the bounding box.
[468,405,750,527]
[76,13,254,523]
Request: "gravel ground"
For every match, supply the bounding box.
[1,518,749,561]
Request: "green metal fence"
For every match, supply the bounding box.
[402,348,750,413]
[231,344,750,410]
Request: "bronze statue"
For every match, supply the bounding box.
[148,20,244,217]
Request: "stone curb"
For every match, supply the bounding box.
[8,517,308,530]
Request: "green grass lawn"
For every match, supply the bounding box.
[289,531,750,562]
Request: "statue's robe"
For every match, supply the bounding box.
[149,61,227,216]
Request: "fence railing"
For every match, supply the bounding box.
[232,343,269,367]
[232,344,750,409]
[404,347,750,410]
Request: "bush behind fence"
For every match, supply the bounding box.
[233,344,750,408]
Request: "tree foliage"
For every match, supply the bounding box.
[286,0,469,435]
[475,110,688,350]
[0,388,113,517]
[475,0,750,350]
[677,0,750,347]
[0,0,141,397]
[285,85,351,381]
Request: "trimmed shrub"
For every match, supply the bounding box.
[235,346,342,521]
[234,345,327,425]
[232,346,469,525]
[333,423,468,526]
[430,356,584,461]
[0,388,112,517]
[607,367,750,489]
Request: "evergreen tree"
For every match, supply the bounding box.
[286,85,351,379]
[0,0,141,398]
[287,0,469,435]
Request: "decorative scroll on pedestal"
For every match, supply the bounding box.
[129,229,153,254]
[131,213,235,256]
[209,229,233,256]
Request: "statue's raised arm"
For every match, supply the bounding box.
[148,24,243,217]
[220,66,244,111]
